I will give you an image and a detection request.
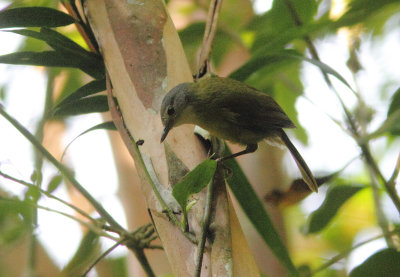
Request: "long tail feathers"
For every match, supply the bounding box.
[278,129,318,193]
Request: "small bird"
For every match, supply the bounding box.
[160,75,318,192]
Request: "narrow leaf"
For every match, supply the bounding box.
[229,51,294,81]
[0,51,104,79]
[0,7,75,28]
[223,147,299,276]
[9,28,88,55]
[388,87,400,116]
[53,95,109,117]
[62,230,101,276]
[4,28,105,79]
[172,160,217,211]
[47,175,63,194]
[350,248,400,277]
[57,79,106,106]
[61,121,116,161]
[229,51,356,94]
[365,109,400,140]
[305,185,366,234]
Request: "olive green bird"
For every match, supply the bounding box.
[160,75,318,193]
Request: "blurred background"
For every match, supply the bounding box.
[1,0,400,276]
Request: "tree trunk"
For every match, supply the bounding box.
[85,0,259,276]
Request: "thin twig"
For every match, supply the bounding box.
[0,197,117,240]
[0,170,96,224]
[81,239,124,277]
[194,173,216,277]
[196,0,224,78]
[387,152,400,187]
[283,0,400,215]
[308,227,400,276]
[0,106,126,234]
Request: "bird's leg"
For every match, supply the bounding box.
[217,143,258,162]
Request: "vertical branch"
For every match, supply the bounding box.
[196,0,224,78]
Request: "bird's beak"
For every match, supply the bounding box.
[160,125,171,143]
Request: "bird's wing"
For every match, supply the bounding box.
[217,90,295,132]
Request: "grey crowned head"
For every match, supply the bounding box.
[160,82,192,142]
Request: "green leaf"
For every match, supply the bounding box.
[57,78,106,106]
[229,50,295,81]
[334,0,400,30]
[365,109,400,140]
[53,95,109,117]
[62,230,101,277]
[9,28,88,56]
[305,185,366,234]
[25,185,41,203]
[172,160,217,212]
[230,50,356,94]
[47,175,63,194]
[350,248,400,277]
[0,197,32,243]
[387,87,400,116]
[0,7,75,28]
[61,121,116,161]
[0,51,104,79]
[101,257,129,277]
[223,147,299,276]
[4,28,104,79]
[365,87,400,138]
[249,0,318,53]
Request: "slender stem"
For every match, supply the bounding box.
[196,0,223,78]
[0,197,117,240]
[368,170,394,247]
[0,170,97,223]
[194,173,216,277]
[81,239,124,277]
[309,227,400,276]
[283,0,400,214]
[388,152,400,187]
[0,106,126,233]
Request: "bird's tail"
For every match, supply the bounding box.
[278,129,318,193]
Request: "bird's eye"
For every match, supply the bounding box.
[167,106,175,116]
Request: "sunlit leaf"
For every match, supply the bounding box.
[9,28,88,55]
[350,248,400,277]
[223,147,299,275]
[53,95,109,117]
[334,0,400,30]
[305,185,366,234]
[249,0,318,52]
[0,7,75,28]
[172,159,217,213]
[47,175,63,194]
